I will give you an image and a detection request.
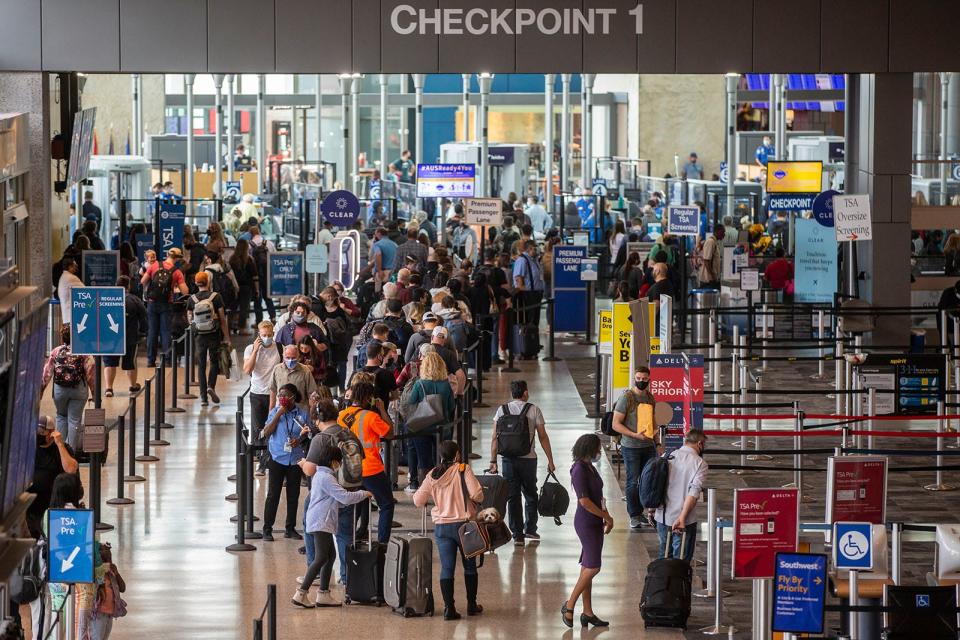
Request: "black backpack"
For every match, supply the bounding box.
[252,238,269,271]
[639,452,673,517]
[146,265,175,301]
[495,403,533,458]
[10,537,45,604]
[206,267,237,310]
[537,471,570,525]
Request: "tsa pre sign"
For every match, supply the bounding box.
[268,252,305,297]
[48,508,95,584]
[70,287,126,356]
[772,553,827,635]
[826,456,888,524]
[733,488,800,579]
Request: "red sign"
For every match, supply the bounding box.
[827,456,888,525]
[733,488,800,579]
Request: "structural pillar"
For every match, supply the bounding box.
[185,74,196,203]
[315,74,323,165]
[379,74,389,171]
[582,74,595,190]
[212,74,225,199]
[351,76,361,191]
[940,72,951,205]
[413,74,425,167]
[132,74,143,156]
[725,74,740,219]
[775,74,787,160]
[399,74,409,152]
[544,74,555,214]
[461,74,471,141]
[226,74,235,183]
[479,74,494,200]
[256,74,266,193]
[338,75,353,191]
[561,74,571,192]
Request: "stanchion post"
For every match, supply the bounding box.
[813,309,826,379]
[730,324,740,397]
[158,353,174,429]
[891,522,902,585]
[126,396,146,479]
[924,400,956,491]
[106,416,134,506]
[544,298,560,362]
[699,517,735,635]
[761,303,769,371]
[151,366,170,447]
[712,342,721,419]
[849,569,860,640]
[942,309,949,354]
[181,325,198,399]
[168,336,185,413]
[267,584,277,640]
[867,387,876,451]
[835,337,843,415]
[591,347,602,419]
[694,488,717,599]
[138,377,161,459]
[226,447,256,552]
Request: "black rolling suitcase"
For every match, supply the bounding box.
[383,508,434,617]
[639,531,692,629]
[345,502,386,606]
[511,323,540,358]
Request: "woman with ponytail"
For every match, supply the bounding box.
[413,441,485,620]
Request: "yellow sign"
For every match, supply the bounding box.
[598,310,613,354]
[648,302,660,354]
[612,302,632,391]
[765,161,823,194]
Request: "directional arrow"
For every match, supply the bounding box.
[106,314,119,334]
[76,314,88,334]
[848,233,858,241]
[61,546,80,573]
[814,576,822,585]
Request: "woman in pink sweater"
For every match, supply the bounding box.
[413,441,485,621]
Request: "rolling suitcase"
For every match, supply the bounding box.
[639,531,692,629]
[384,509,434,617]
[477,472,509,519]
[345,502,386,606]
[511,323,540,359]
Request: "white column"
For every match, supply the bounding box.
[379,74,389,171]
[544,74,555,214]
[339,75,353,190]
[462,74,471,141]
[315,74,323,165]
[479,74,494,199]
[213,74,225,199]
[185,74,196,202]
[413,74,425,167]
[941,72,951,205]
[226,74,235,183]
[131,74,142,157]
[256,74,266,193]
[776,74,787,160]
[399,74,409,152]
[582,74,595,190]
[726,74,740,220]
[561,74,571,191]
[351,76,361,192]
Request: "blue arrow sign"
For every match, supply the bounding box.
[834,522,873,570]
[47,509,95,584]
[70,286,127,356]
[772,552,827,634]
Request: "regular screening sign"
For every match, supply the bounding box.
[772,553,827,635]
[70,286,126,356]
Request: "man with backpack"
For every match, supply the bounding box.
[248,224,277,324]
[187,271,230,406]
[612,366,659,530]
[652,429,708,562]
[488,380,557,546]
[140,247,190,367]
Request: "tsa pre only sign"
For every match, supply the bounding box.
[70,287,126,356]
[267,252,305,297]
[772,553,827,635]
[48,509,95,584]
[416,164,476,198]
[733,488,800,579]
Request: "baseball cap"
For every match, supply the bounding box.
[422,312,438,323]
[432,326,448,339]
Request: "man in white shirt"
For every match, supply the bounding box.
[242,321,283,441]
[488,380,557,546]
[57,258,84,324]
[524,196,553,238]
[653,429,708,562]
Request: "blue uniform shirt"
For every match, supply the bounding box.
[371,237,398,271]
[755,143,775,166]
[266,405,309,465]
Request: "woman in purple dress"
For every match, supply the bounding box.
[561,433,613,628]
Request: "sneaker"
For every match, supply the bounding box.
[262,529,274,542]
[514,538,525,547]
[201,397,209,407]
[296,576,321,587]
[314,590,342,608]
[630,517,644,530]
[209,390,221,404]
[129,384,141,393]
[291,589,314,608]
[403,484,418,495]
[285,529,303,540]
[524,532,541,541]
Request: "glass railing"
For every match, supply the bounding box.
[911,158,960,206]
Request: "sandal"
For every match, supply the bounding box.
[104,389,114,398]
[129,383,141,393]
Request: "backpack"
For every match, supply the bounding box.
[324,316,353,349]
[495,403,533,458]
[146,264,175,301]
[319,424,365,489]
[252,238,269,271]
[639,453,673,518]
[601,391,640,437]
[53,347,85,387]
[191,292,219,334]
[206,267,237,310]
[9,537,45,604]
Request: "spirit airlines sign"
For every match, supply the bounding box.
[390,4,645,36]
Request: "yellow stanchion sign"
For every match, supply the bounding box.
[598,310,612,355]
[612,303,632,391]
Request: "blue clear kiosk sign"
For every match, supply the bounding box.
[268,252,305,297]
[772,552,827,634]
[48,508,95,584]
[320,190,361,227]
[811,190,840,227]
[70,286,127,356]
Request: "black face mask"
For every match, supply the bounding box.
[635,379,649,391]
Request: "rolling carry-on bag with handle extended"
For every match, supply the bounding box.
[345,501,387,606]
[477,472,509,519]
[511,323,540,359]
[639,530,692,629]
[384,508,434,617]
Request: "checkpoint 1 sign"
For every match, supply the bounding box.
[826,455,888,525]
[321,190,361,227]
[733,487,800,579]
[834,522,873,571]
[666,205,700,236]
[772,552,828,635]
[70,287,126,356]
[48,508,95,584]
[463,198,502,226]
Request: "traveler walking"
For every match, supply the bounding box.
[187,271,230,406]
[612,366,658,530]
[140,247,189,367]
[41,325,95,450]
[654,429,708,561]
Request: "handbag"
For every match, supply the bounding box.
[457,469,491,558]
[217,342,233,375]
[537,471,571,526]
[405,390,446,433]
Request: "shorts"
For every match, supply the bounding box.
[103,341,138,370]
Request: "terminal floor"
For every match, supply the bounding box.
[34,349,701,639]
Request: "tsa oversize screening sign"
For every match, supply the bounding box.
[70,286,126,356]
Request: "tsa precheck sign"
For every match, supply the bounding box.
[70,286,126,356]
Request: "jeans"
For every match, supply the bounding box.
[335,504,356,584]
[335,360,348,391]
[235,285,253,330]
[195,332,221,400]
[263,460,302,532]
[249,392,270,433]
[405,433,435,488]
[656,522,697,562]
[361,472,395,543]
[146,300,172,364]
[304,494,315,566]
[621,445,656,518]
[501,456,539,539]
[53,383,87,451]
[300,531,335,591]
[253,286,276,324]
[434,522,477,580]
[77,609,113,640]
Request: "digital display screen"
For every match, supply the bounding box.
[766,161,823,194]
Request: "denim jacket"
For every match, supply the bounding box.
[305,466,368,534]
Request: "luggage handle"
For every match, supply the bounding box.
[664,529,687,560]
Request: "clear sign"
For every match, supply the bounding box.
[305,244,329,274]
[81,250,120,287]
[812,189,840,227]
[719,161,729,185]
[666,205,700,236]
[598,310,612,355]
[463,198,502,225]
[70,287,127,356]
[47,508,95,584]
[267,252,305,297]
[580,258,598,281]
[833,194,872,242]
[733,487,800,579]
[826,456,888,524]
[321,190,361,227]
[416,163,476,198]
[772,552,828,635]
[794,219,838,304]
[739,268,760,292]
[834,522,873,571]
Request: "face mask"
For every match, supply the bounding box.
[635,379,649,391]
[592,453,602,464]
[285,358,298,370]
[292,313,305,324]
[260,335,273,347]
[278,396,293,409]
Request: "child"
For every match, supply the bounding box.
[91,543,126,638]
[292,445,371,608]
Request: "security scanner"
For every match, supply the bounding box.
[440,142,530,201]
[329,230,360,291]
[933,524,960,585]
[883,585,959,640]
[86,155,152,246]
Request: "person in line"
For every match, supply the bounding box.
[26,416,79,540]
[243,321,282,438]
[140,247,189,367]
[608,220,626,269]
[763,246,794,294]
[43,473,86,640]
[56,257,83,320]
[82,191,103,231]
[654,429,709,561]
[488,380,557,546]
[229,238,259,334]
[102,275,147,397]
[91,542,126,635]
[296,334,329,390]
[697,224,724,289]
[370,226,399,284]
[269,344,318,412]
[187,271,229,406]
[261,384,310,541]
[292,445,372,608]
[451,210,479,263]
[413,441,485,620]
[525,195,552,238]
[512,240,546,329]
[647,262,674,328]
[612,366,658,530]
[275,299,328,352]
[248,224,277,324]
[397,227,429,273]
[367,282,400,321]
[80,219,105,251]
[316,287,352,392]
[42,325,96,450]
[356,341,398,408]
[337,381,395,543]
[404,352,456,491]
[561,433,613,628]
